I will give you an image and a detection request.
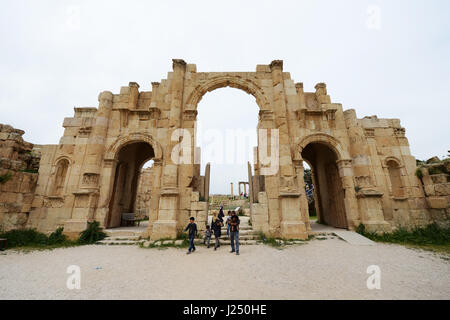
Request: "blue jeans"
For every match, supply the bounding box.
[188,237,196,252]
[230,231,239,253]
[226,224,230,236]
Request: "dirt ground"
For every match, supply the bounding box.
[0,238,449,300]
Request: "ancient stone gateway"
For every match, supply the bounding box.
[25,59,430,240]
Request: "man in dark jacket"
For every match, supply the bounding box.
[211,218,223,250]
[185,217,198,254]
[229,211,240,255]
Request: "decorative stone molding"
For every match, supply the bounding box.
[172,58,187,70]
[394,127,406,137]
[295,133,346,160]
[81,173,99,188]
[364,128,375,137]
[182,110,198,121]
[104,133,163,161]
[355,188,384,199]
[258,110,274,121]
[185,75,271,111]
[382,156,404,168]
[43,196,64,208]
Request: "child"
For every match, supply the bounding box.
[226,211,232,237]
[203,225,212,248]
[184,217,198,254]
[211,217,223,250]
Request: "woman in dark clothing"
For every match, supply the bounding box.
[218,206,225,222]
[211,218,223,250]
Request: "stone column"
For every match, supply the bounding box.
[230,182,234,198]
[83,91,113,177]
[336,159,360,230]
[151,59,187,240]
[343,110,391,232]
[293,158,311,232]
[64,91,113,235]
[143,159,163,238]
[270,60,306,239]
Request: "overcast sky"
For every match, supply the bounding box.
[1,0,449,194]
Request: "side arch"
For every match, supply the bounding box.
[295,133,347,161]
[104,133,163,161]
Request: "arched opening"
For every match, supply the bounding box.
[196,86,258,209]
[386,160,404,198]
[106,142,155,228]
[303,161,317,221]
[301,142,347,229]
[135,159,154,220]
[52,159,69,196]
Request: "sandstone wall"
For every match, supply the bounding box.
[0,124,40,231]
[417,157,450,227]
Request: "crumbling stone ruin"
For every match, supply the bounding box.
[415,156,450,227]
[0,124,40,231]
[0,59,448,239]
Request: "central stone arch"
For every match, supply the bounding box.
[185,75,271,111]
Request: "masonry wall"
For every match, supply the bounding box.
[0,124,40,231]
[417,158,450,227]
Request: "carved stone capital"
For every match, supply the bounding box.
[269,60,283,71]
[172,59,187,70]
[182,109,198,121]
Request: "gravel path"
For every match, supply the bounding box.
[0,238,449,299]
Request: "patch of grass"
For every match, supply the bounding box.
[356,223,450,247]
[0,227,77,250]
[19,169,38,174]
[256,231,284,249]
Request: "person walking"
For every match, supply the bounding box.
[226,211,232,238]
[184,217,198,254]
[218,205,225,222]
[229,211,240,255]
[203,225,212,248]
[211,217,223,250]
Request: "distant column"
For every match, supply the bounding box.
[230,182,234,198]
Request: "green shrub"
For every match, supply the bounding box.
[77,221,107,244]
[47,227,67,245]
[0,172,12,184]
[415,168,423,180]
[356,223,450,246]
[428,166,444,175]
[0,227,70,249]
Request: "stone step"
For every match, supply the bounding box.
[106,235,141,241]
[194,239,259,245]
[105,230,140,237]
[208,235,258,240]
[97,239,140,245]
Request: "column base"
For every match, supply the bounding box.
[63,219,88,240]
[361,220,392,234]
[280,221,308,240]
[150,220,178,240]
